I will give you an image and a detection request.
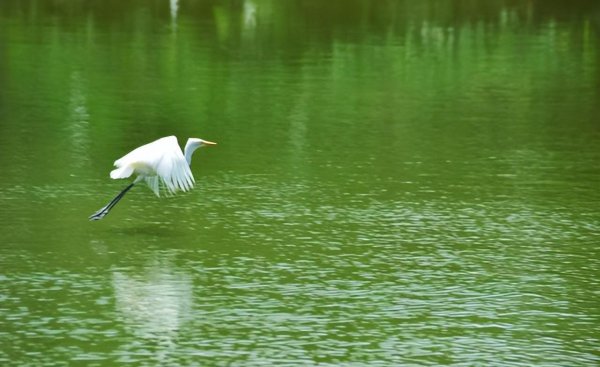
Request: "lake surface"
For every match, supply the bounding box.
[1,0,599,365]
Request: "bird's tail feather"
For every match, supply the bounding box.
[110,165,134,179]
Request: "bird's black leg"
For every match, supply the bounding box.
[89,183,136,221]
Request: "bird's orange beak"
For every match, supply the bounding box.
[202,140,217,146]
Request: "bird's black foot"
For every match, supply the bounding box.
[89,206,110,221]
[89,183,135,221]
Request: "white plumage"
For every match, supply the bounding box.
[90,135,216,220]
[111,136,195,197]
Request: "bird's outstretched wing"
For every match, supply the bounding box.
[154,137,195,196]
[112,136,195,197]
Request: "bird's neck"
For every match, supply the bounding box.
[184,142,199,166]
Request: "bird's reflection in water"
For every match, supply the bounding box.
[169,0,179,31]
[112,261,193,361]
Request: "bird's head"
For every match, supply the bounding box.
[184,137,217,165]
[187,137,217,149]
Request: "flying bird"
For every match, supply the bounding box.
[89,135,216,221]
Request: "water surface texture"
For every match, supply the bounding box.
[1,1,599,366]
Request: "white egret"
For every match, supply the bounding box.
[89,135,216,221]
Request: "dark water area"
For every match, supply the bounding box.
[0,1,599,365]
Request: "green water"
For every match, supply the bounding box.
[1,0,599,365]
